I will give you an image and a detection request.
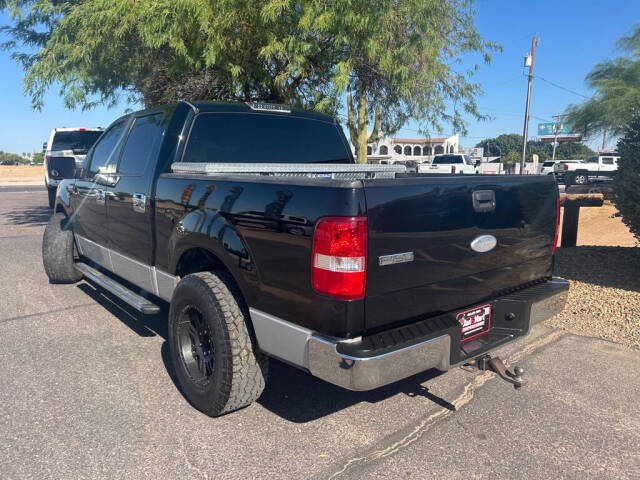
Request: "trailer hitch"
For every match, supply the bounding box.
[475,355,524,389]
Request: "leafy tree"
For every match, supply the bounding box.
[613,114,640,240]
[565,24,640,138]
[32,151,44,164]
[0,150,25,165]
[2,0,497,165]
[325,1,499,163]
[1,0,340,112]
[476,133,594,161]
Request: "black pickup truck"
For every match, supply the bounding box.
[43,101,568,417]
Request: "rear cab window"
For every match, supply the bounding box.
[181,112,352,164]
[51,130,103,154]
[432,155,463,164]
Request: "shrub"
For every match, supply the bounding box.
[614,113,640,240]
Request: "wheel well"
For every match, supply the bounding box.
[55,205,66,214]
[176,247,230,278]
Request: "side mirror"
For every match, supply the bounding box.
[475,160,481,167]
[42,142,48,152]
[48,156,76,180]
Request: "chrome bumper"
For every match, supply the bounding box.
[307,334,450,391]
[250,278,569,392]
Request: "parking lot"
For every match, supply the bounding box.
[1,186,639,479]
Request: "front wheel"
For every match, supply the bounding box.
[42,212,82,284]
[168,271,268,417]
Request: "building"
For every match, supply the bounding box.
[352,134,460,163]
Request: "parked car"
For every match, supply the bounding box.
[539,160,561,175]
[418,153,479,174]
[43,101,567,417]
[44,127,103,207]
[554,155,619,186]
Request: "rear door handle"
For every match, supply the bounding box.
[132,193,146,213]
[472,190,496,213]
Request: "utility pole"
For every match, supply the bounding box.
[551,114,563,162]
[521,34,537,173]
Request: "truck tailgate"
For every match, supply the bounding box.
[363,175,558,331]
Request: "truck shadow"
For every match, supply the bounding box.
[77,282,455,423]
[5,205,52,226]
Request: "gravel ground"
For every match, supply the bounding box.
[548,246,640,347]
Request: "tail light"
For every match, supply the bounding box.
[563,164,568,171]
[45,155,51,161]
[312,217,367,300]
[451,165,456,174]
[552,197,561,254]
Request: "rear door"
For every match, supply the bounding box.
[362,176,558,330]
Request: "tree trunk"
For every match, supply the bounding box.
[356,88,368,164]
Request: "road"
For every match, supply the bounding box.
[1,188,639,479]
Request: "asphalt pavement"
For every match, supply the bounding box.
[0,189,639,479]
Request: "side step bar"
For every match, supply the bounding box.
[74,262,161,314]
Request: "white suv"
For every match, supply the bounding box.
[418,154,479,174]
[44,127,103,207]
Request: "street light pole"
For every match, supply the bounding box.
[521,34,537,173]
[551,114,563,162]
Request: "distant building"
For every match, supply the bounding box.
[351,134,459,163]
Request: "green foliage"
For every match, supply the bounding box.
[0,150,26,165]
[32,151,44,163]
[565,24,640,138]
[2,0,497,165]
[613,114,640,240]
[502,151,519,165]
[476,134,594,161]
[1,0,341,113]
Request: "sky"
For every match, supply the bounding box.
[0,0,639,155]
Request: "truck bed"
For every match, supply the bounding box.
[155,168,558,338]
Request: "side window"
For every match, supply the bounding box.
[87,121,127,177]
[587,156,598,163]
[601,157,614,165]
[118,113,166,175]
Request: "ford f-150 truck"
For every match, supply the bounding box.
[43,101,568,417]
[555,154,619,186]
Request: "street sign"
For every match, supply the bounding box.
[537,122,582,142]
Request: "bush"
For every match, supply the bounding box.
[614,114,640,240]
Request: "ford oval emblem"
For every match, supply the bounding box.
[470,234,497,253]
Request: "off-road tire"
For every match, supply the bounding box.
[168,271,268,417]
[42,212,82,284]
[47,186,56,209]
[564,173,576,186]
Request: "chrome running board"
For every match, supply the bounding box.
[75,262,161,314]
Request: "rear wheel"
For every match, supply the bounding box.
[42,212,82,284]
[47,186,56,209]
[168,271,268,417]
[574,173,589,185]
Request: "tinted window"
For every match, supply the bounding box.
[464,155,473,165]
[182,113,351,164]
[118,113,166,175]
[87,121,127,177]
[587,156,598,163]
[432,155,463,164]
[51,130,103,153]
[601,157,614,165]
[542,161,555,167]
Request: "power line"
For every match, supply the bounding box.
[534,75,591,99]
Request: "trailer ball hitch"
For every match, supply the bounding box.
[476,355,524,389]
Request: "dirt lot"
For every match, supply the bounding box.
[551,200,640,347]
[0,165,45,186]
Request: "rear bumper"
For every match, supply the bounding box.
[251,277,569,391]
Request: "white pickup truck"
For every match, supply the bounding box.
[44,127,103,207]
[418,153,479,174]
[554,154,619,186]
